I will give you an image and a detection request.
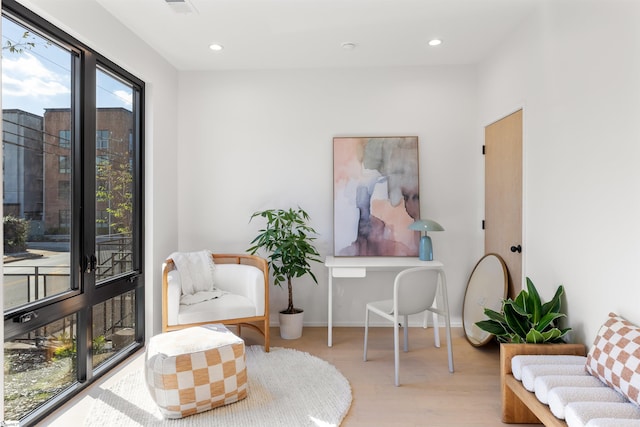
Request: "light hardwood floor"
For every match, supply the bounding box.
[43,326,539,426]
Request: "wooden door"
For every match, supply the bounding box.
[485,109,523,298]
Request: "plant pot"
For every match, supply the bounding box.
[279,310,304,339]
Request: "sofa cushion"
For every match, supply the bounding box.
[534,375,606,404]
[564,401,640,427]
[512,354,587,381]
[547,386,627,419]
[586,312,640,406]
[521,364,588,392]
[586,419,640,427]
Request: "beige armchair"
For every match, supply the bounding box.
[162,253,270,351]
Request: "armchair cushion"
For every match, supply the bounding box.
[178,294,258,325]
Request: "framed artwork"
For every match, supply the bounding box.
[333,136,420,257]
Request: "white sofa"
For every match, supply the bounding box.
[502,313,640,427]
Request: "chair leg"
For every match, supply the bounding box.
[394,317,400,386]
[363,307,370,362]
[433,312,441,348]
[445,312,454,373]
[403,314,409,352]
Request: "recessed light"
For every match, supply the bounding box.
[428,39,442,47]
[341,42,357,50]
[209,43,224,51]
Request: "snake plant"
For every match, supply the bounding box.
[475,277,571,343]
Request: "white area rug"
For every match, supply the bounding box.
[84,346,352,426]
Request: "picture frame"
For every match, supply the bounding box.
[333,136,420,257]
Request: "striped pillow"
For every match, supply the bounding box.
[585,312,640,406]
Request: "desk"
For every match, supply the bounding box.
[325,256,444,347]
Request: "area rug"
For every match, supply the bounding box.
[84,346,352,426]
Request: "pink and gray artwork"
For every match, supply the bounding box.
[333,136,420,257]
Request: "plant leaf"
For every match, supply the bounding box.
[526,328,545,343]
[482,308,506,323]
[525,277,542,324]
[475,320,508,336]
[541,328,563,342]
[503,302,529,339]
[541,285,564,316]
[536,312,566,332]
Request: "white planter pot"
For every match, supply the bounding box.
[279,311,304,339]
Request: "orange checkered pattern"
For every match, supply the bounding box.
[145,325,247,419]
[586,312,640,406]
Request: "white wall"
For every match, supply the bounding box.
[18,0,181,337]
[478,0,640,344]
[177,66,483,328]
[17,0,636,347]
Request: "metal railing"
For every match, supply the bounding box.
[3,266,71,309]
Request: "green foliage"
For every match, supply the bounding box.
[51,333,108,360]
[96,160,133,234]
[3,31,36,53]
[3,215,29,253]
[92,335,106,353]
[247,207,321,313]
[475,277,571,344]
[52,332,76,360]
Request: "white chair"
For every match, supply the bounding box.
[162,253,270,351]
[363,266,454,386]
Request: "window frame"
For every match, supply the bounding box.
[2,1,145,424]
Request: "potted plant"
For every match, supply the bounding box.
[247,207,321,339]
[475,277,571,344]
[475,277,584,424]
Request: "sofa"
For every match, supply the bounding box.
[502,313,640,426]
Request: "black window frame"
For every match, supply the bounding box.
[2,1,145,425]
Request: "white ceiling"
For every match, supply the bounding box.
[95,0,538,71]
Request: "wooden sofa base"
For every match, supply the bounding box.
[500,343,587,425]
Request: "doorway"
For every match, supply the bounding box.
[484,109,523,298]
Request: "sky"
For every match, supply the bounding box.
[2,15,133,117]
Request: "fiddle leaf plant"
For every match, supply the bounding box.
[475,277,571,344]
[247,207,321,315]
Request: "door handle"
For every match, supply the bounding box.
[83,254,98,273]
[510,245,522,253]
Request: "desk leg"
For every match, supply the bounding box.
[328,271,333,347]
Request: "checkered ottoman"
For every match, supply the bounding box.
[145,324,247,419]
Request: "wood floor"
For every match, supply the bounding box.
[43,326,540,426]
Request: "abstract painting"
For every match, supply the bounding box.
[333,136,420,257]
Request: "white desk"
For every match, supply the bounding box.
[325,256,444,347]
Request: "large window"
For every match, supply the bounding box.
[1,1,144,425]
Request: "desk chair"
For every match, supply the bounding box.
[363,266,454,386]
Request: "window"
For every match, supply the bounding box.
[2,1,144,425]
[96,129,109,150]
[59,209,70,230]
[58,155,70,173]
[58,180,70,199]
[4,314,78,421]
[59,130,71,148]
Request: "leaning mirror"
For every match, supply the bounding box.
[462,253,508,347]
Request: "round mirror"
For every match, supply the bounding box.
[462,253,508,347]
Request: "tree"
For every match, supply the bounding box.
[96,158,133,235]
[3,215,29,253]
